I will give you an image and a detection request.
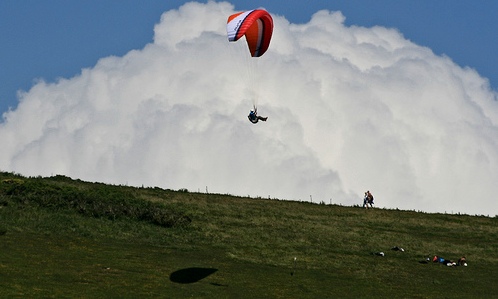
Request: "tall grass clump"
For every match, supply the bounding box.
[0,172,190,228]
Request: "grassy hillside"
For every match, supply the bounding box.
[0,172,497,298]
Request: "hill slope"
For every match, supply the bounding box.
[0,172,496,298]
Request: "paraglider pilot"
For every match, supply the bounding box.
[248,108,268,124]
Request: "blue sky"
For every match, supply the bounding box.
[1,0,497,115]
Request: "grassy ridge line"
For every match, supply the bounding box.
[1,172,497,297]
[0,172,191,228]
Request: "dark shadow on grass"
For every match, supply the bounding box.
[170,267,218,284]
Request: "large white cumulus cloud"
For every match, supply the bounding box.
[1,2,497,216]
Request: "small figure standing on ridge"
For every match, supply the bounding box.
[363,190,374,209]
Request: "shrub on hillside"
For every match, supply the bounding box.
[0,175,191,228]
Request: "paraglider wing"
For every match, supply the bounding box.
[227,9,273,57]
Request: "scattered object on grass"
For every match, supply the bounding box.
[291,257,297,276]
[419,258,430,264]
[457,256,467,266]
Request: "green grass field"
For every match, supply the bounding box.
[0,172,496,298]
